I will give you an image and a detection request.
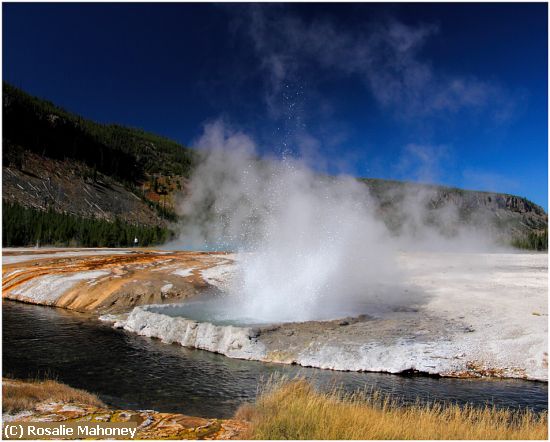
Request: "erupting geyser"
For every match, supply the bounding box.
[174,121,399,323]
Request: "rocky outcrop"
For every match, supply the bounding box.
[4,403,248,440]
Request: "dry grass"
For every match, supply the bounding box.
[236,379,548,440]
[2,377,104,414]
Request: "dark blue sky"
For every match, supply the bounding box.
[3,3,548,208]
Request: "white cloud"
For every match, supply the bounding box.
[241,7,518,121]
[395,143,453,183]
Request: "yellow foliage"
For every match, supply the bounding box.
[237,379,548,440]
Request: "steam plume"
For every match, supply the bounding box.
[176,121,398,322]
[172,121,504,322]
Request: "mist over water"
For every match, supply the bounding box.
[172,121,501,322]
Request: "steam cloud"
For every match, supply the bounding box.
[242,6,520,122]
[176,121,399,322]
[172,121,503,323]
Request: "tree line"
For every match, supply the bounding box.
[511,229,548,251]
[3,201,171,247]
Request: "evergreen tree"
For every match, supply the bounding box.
[2,201,172,247]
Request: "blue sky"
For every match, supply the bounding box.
[3,3,548,208]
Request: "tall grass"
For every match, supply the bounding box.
[2,378,104,414]
[236,379,548,440]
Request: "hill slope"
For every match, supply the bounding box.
[2,83,547,249]
[363,178,547,249]
[2,83,199,244]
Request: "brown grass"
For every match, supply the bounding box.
[236,379,548,440]
[2,378,104,414]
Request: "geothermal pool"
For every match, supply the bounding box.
[138,295,372,325]
[3,301,547,418]
[146,297,273,326]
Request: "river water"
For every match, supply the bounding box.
[3,301,547,418]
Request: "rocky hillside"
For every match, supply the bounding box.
[3,83,196,227]
[2,83,200,247]
[2,83,547,249]
[363,178,547,249]
[3,151,166,226]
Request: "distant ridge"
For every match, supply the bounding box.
[362,178,547,249]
